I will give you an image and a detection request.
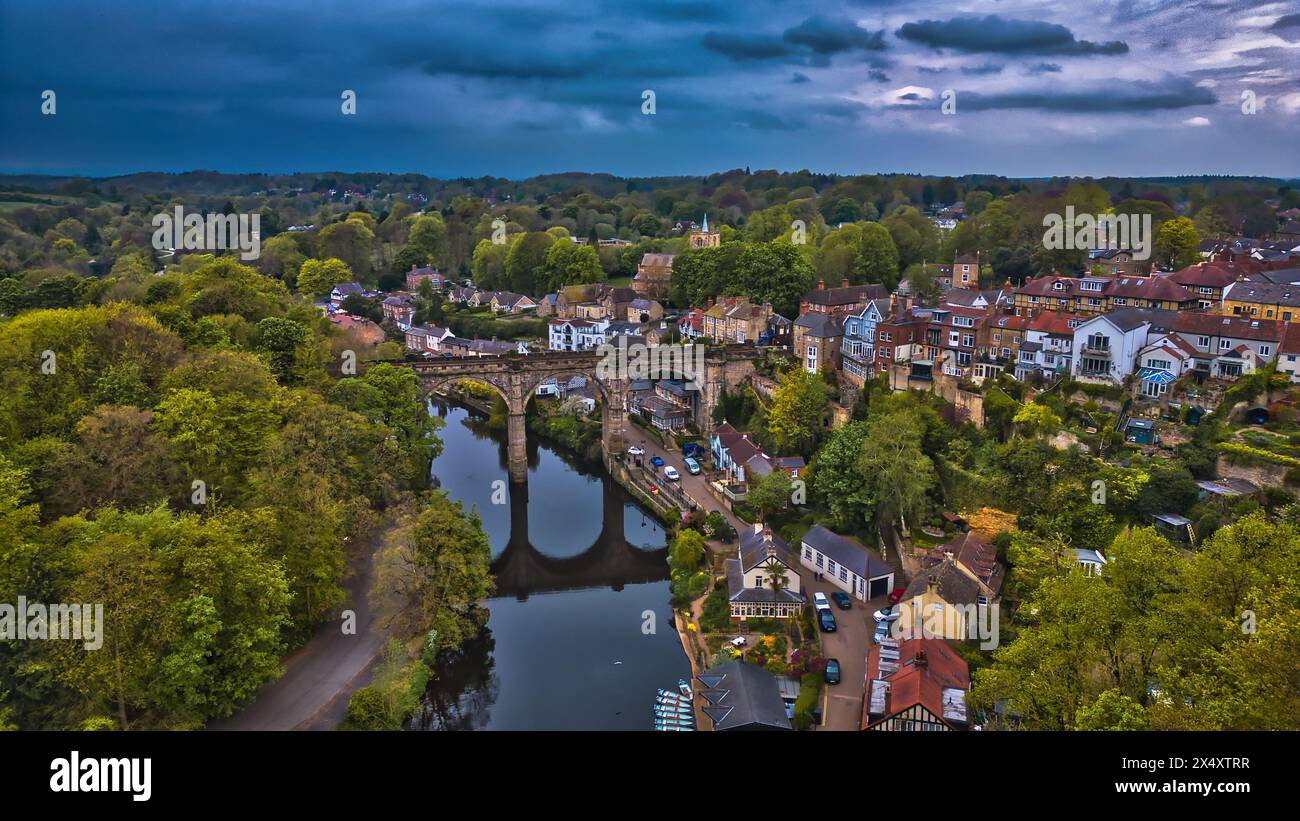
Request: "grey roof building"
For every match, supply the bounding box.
[696,660,793,731]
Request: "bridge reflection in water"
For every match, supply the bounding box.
[492,477,670,599]
[415,401,688,731]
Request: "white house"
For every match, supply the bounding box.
[799,524,895,602]
[1070,308,1173,384]
[548,318,610,351]
[1134,334,1198,398]
[726,524,805,620]
[404,324,456,354]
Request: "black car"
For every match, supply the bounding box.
[817,608,837,633]
[824,658,841,685]
[830,591,852,610]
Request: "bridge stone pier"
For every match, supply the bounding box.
[405,345,759,483]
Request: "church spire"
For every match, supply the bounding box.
[701,213,709,232]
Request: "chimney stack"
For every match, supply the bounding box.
[841,278,850,289]
[817,279,826,290]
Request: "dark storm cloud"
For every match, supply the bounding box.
[897,16,1129,56]
[782,16,886,55]
[0,0,1294,178]
[702,32,796,61]
[957,78,1217,112]
[961,63,1004,76]
[1268,13,1300,31]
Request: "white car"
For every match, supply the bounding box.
[873,606,900,623]
[730,636,747,647]
[813,592,830,612]
[627,446,645,457]
[663,466,680,481]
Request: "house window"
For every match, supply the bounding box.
[815,553,824,568]
[838,567,848,582]
[827,560,837,574]
[803,546,812,560]
[1197,336,1210,349]
[1260,345,1272,357]
[1220,339,1231,351]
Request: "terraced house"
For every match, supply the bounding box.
[799,278,888,319]
[1222,278,1300,321]
[793,312,842,374]
[1014,273,1199,318]
[840,298,890,388]
[1160,262,1241,309]
[702,296,772,344]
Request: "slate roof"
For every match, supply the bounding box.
[1225,280,1300,307]
[801,524,893,580]
[695,660,793,731]
[802,282,887,307]
[794,312,842,337]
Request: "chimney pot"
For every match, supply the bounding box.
[818,280,826,290]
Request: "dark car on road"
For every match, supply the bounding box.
[649,455,665,467]
[817,609,837,633]
[824,658,841,685]
[830,591,852,610]
[682,442,705,459]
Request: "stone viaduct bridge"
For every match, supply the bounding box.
[404,344,761,482]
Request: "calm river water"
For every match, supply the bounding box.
[412,402,689,730]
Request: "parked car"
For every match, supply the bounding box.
[650,455,665,467]
[830,591,852,610]
[873,605,899,623]
[818,608,837,633]
[873,620,891,644]
[684,457,701,475]
[627,446,645,457]
[813,592,830,612]
[663,466,680,481]
[730,636,746,647]
[887,587,907,605]
[824,658,841,685]
[682,442,705,459]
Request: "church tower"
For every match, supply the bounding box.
[689,213,721,250]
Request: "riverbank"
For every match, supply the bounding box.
[209,513,398,731]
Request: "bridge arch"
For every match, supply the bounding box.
[401,346,760,484]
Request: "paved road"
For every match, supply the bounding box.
[627,431,896,731]
[627,432,744,533]
[208,524,391,731]
[807,577,893,731]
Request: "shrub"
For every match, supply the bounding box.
[792,672,822,730]
[344,687,388,731]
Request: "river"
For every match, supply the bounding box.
[411,401,690,730]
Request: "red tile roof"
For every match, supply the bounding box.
[1027,310,1087,335]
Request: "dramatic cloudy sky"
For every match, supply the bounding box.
[1,0,1297,178]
